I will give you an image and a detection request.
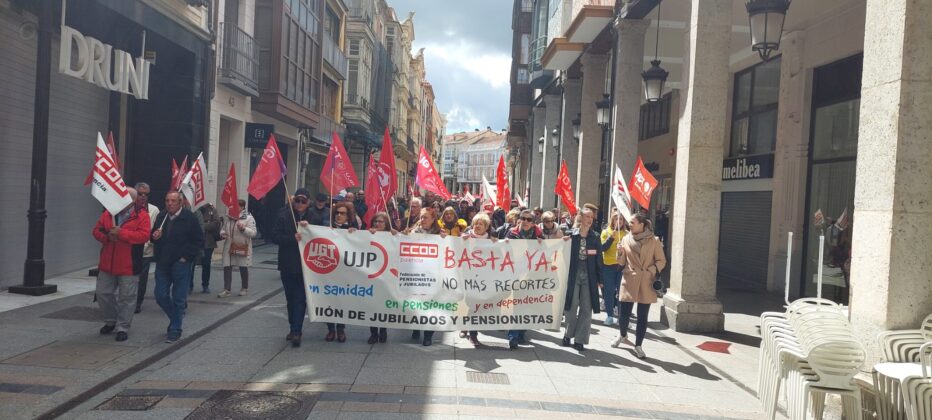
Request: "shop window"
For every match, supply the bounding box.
[638,92,672,141]
[729,57,781,156]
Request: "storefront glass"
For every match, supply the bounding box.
[802,55,862,304]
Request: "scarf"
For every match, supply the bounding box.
[622,228,654,256]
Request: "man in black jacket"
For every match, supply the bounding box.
[308,192,330,226]
[271,188,314,347]
[151,191,205,343]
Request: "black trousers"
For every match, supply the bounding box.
[618,301,650,346]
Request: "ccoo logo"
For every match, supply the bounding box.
[304,238,339,274]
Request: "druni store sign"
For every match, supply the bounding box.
[58,25,151,100]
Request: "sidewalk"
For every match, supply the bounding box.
[0,246,783,419]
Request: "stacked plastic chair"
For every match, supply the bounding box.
[758,298,866,420]
[873,314,932,420]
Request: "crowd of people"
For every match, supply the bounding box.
[90,184,667,360]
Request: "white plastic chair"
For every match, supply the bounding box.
[901,342,932,420]
[785,339,866,420]
[873,315,932,419]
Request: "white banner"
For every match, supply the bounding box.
[297,225,570,330]
[91,132,133,215]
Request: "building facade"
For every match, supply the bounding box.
[1,0,212,289]
[441,128,508,195]
[507,0,932,376]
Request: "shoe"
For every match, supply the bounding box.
[573,343,586,352]
[286,332,295,341]
[422,337,432,346]
[368,334,378,345]
[611,335,630,348]
[378,329,387,343]
[508,337,518,350]
[337,331,346,343]
[165,332,181,343]
[100,324,115,335]
[134,305,141,314]
[459,331,468,339]
[469,336,481,347]
[325,331,335,342]
[217,290,232,298]
[290,334,302,348]
[202,287,210,294]
[238,289,248,296]
[604,316,615,326]
[411,330,420,341]
[561,337,571,347]
[634,346,646,359]
[115,331,128,342]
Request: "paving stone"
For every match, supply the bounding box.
[398,403,461,414]
[2,341,135,370]
[540,401,597,413]
[340,401,401,412]
[349,384,405,394]
[353,367,456,388]
[297,384,353,393]
[184,381,246,390]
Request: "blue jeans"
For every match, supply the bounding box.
[154,260,193,334]
[200,248,213,289]
[280,270,307,335]
[600,264,621,317]
[507,330,525,341]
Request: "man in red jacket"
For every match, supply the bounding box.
[92,187,151,342]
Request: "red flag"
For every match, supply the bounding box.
[170,158,179,188]
[246,135,287,200]
[84,131,119,185]
[628,157,658,209]
[321,132,359,196]
[496,155,511,212]
[554,160,577,216]
[363,156,381,226]
[221,163,242,218]
[172,155,189,191]
[416,146,451,200]
[377,127,397,206]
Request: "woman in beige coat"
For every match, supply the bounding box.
[611,213,666,359]
[218,200,257,298]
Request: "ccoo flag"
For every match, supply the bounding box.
[554,160,577,216]
[180,153,208,210]
[321,132,359,196]
[90,132,133,215]
[415,146,451,200]
[247,135,287,200]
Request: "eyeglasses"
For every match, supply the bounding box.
[374,219,387,224]
[293,197,309,204]
[520,217,534,221]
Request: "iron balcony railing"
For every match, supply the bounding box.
[323,34,348,80]
[218,22,260,97]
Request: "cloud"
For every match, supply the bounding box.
[421,40,511,89]
[444,105,482,131]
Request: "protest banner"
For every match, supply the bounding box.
[297,225,570,331]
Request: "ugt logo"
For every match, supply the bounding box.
[304,238,339,274]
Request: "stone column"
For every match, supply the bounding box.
[577,53,608,206]
[539,94,562,208]
[610,19,649,193]
[561,78,582,194]
[849,0,932,368]
[661,0,731,333]
[528,105,546,208]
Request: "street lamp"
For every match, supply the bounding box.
[550,125,560,148]
[571,114,581,142]
[538,136,544,153]
[642,2,668,103]
[746,0,791,61]
[595,94,611,129]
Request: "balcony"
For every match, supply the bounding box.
[528,35,553,89]
[541,37,584,70]
[218,22,260,97]
[311,114,345,146]
[323,34,348,80]
[566,0,615,43]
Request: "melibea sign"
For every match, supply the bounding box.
[721,154,774,180]
[58,25,151,100]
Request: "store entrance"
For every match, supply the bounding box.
[801,54,863,305]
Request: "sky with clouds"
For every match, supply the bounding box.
[387,0,513,135]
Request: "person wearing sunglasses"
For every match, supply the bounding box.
[271,188,315,347]
[504,209,544,350]
[539,211,564,239]
[366,212,397,344]
[321,201,356,343]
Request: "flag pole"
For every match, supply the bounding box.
[328,161,335,226]
[280,173,298,232]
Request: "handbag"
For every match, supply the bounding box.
[228,222,250,257]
